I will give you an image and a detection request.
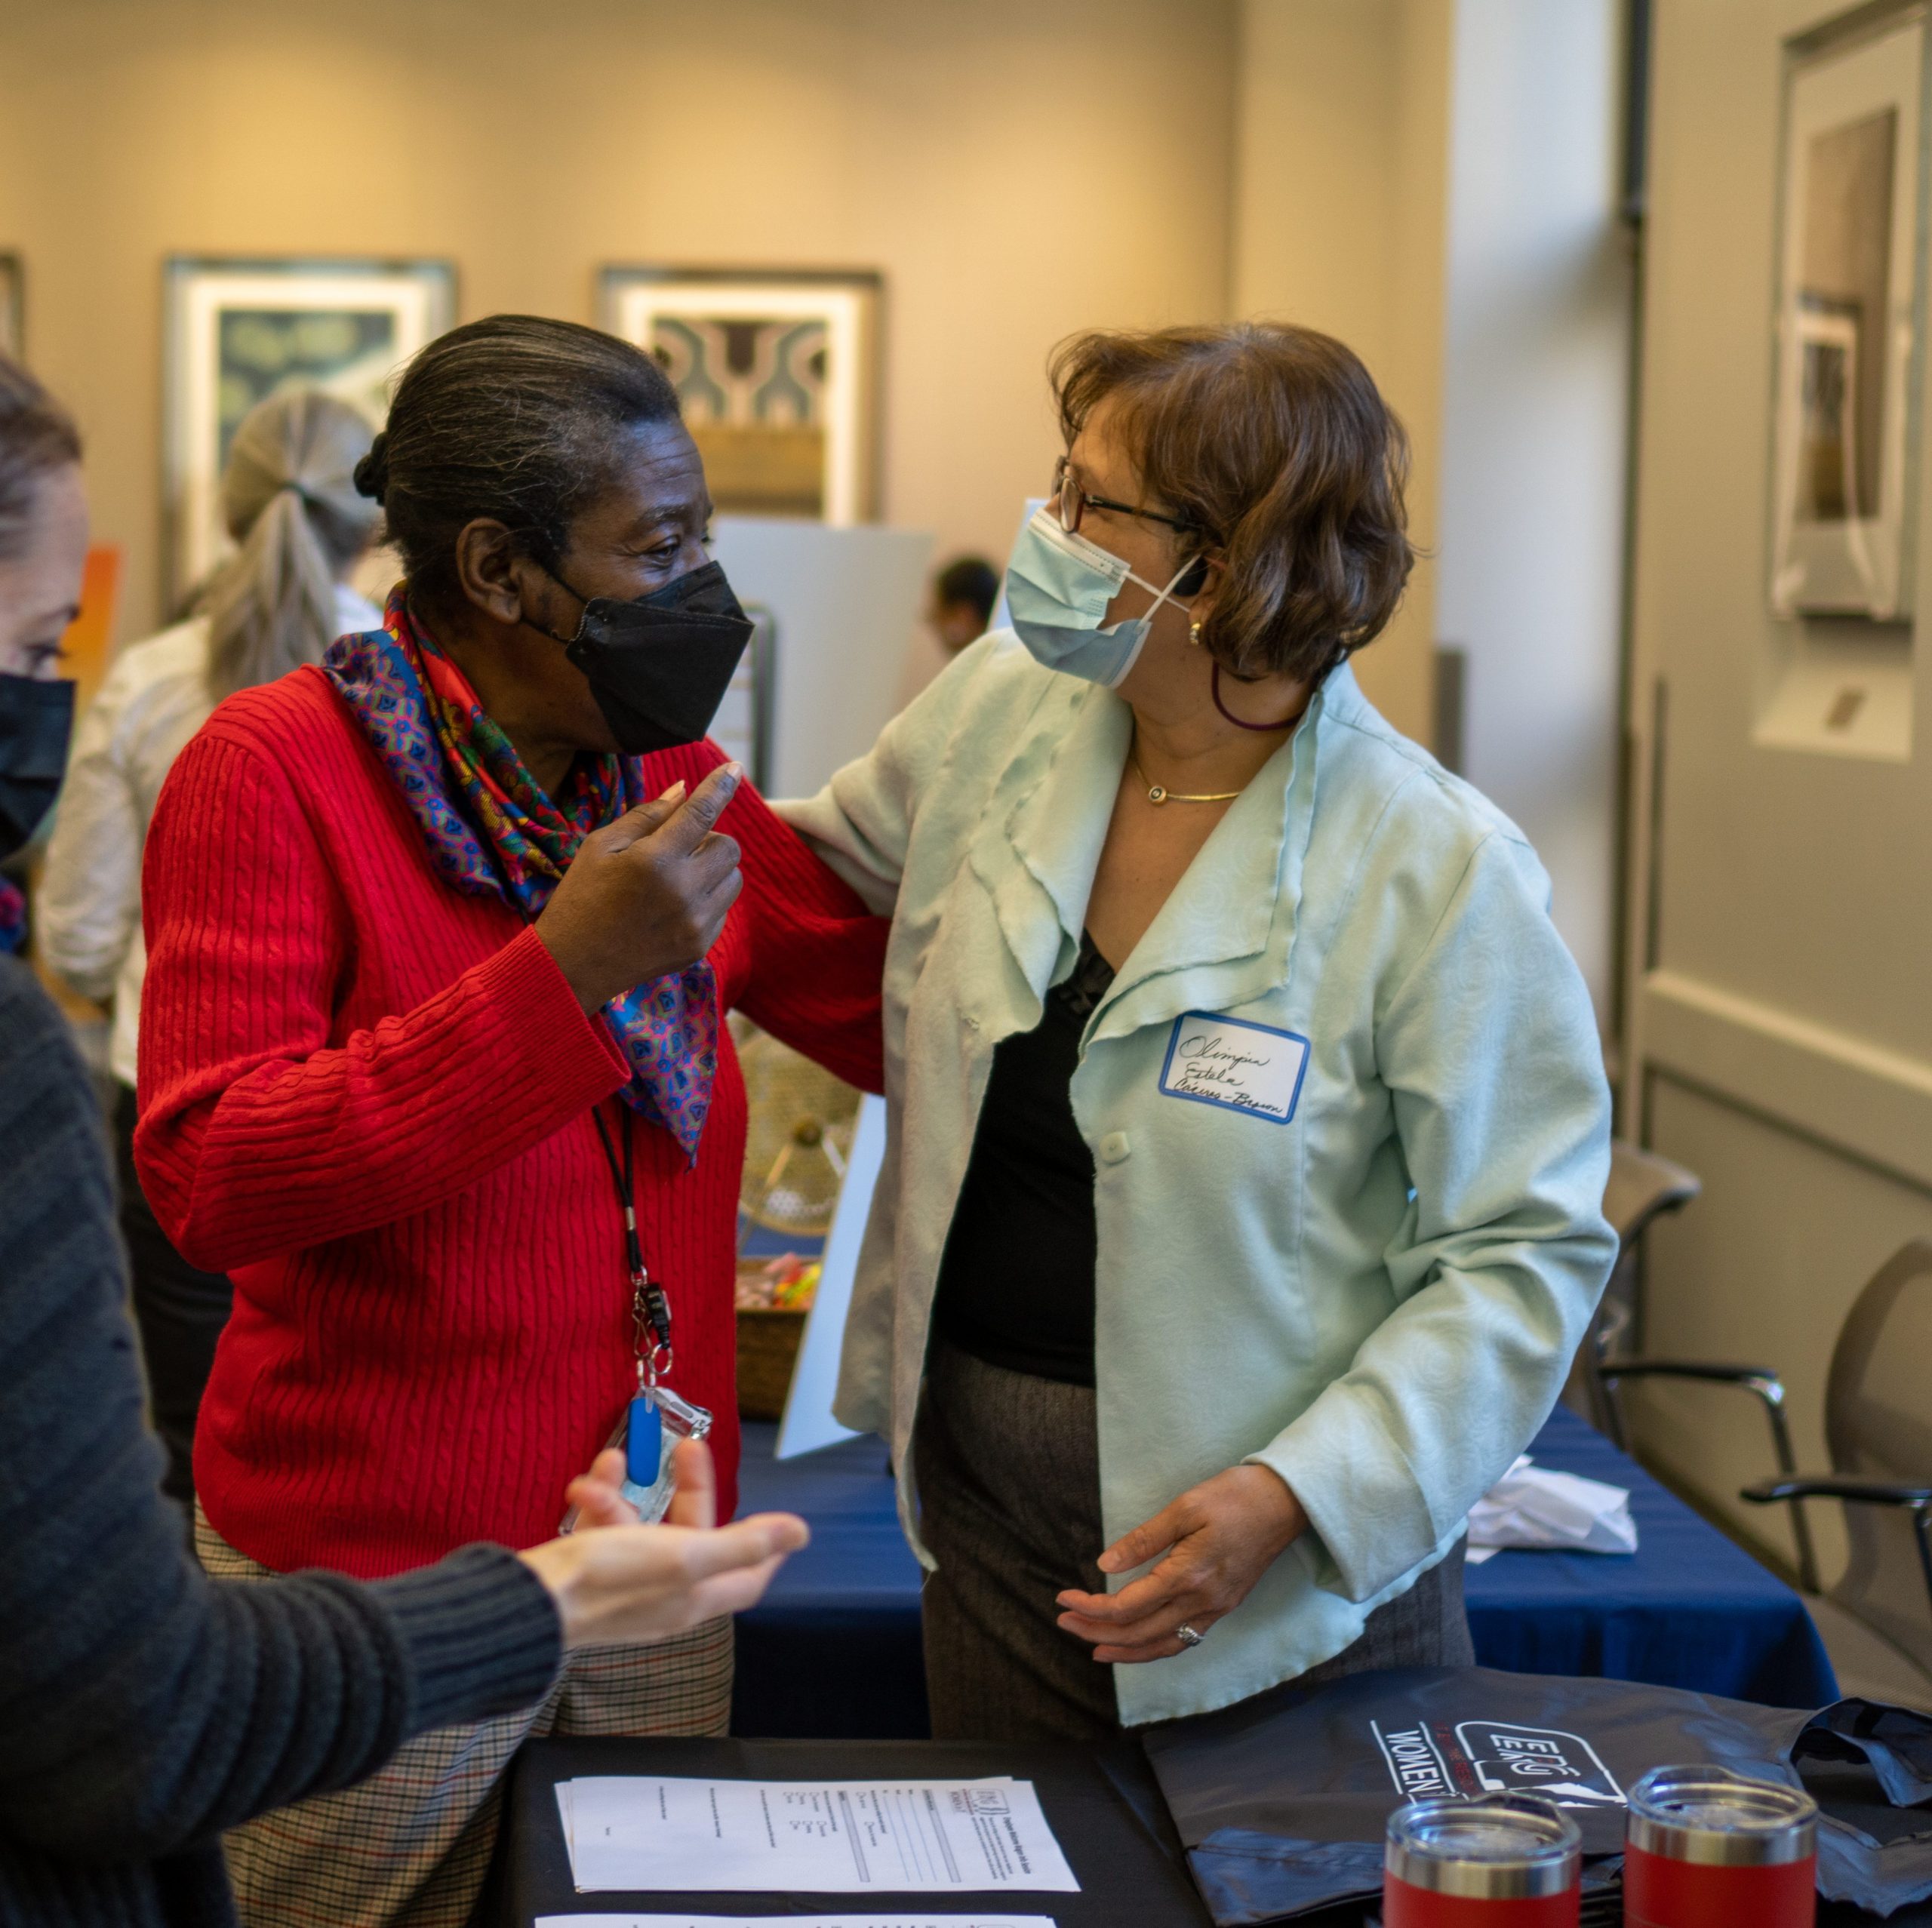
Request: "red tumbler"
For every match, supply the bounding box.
[1623,1764,1817,1928]
[1383,1792,1583,1926]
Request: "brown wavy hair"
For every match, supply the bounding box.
[1050,321,1414,684]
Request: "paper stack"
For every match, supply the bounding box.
[555,1774,1080,1896]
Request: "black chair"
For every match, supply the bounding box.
[1604,1241,1932,1705]
[1567,1142,1700,1441]
[1740,1243,1932,1684]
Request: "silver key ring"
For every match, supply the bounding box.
[1175,1622,1206,1649]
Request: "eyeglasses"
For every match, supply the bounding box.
[1054,456,1201,537]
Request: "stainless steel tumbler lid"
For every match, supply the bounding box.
[1626,1765,1818,1866]
[1386,1793,1583,1899]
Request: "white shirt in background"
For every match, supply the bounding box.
[38,583,382,1088]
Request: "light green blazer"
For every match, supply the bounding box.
[781,633,1615,1724]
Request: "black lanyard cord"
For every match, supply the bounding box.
[506,910,674,1374]
[591,1099,673,1367]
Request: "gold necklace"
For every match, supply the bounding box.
[1129,752,1244,806]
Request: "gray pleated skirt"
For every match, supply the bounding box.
[914,1340,1475,1744]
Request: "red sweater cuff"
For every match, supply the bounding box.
[482,926,632,1097]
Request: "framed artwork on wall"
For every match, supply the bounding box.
[598,266,881,524]
[0,254,21,360]
[1768,8,1925,621]
[162,256,455,607]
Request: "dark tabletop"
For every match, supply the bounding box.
[490,1733,1214,1927]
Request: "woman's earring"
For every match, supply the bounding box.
[1189,620,1204,647]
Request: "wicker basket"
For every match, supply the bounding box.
[735,1305,808,1421]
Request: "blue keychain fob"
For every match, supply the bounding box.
[626,1392,661,1486]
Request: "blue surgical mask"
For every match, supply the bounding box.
[1003,504,1201,688]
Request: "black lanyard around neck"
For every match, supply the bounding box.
[591,1099,674,1383]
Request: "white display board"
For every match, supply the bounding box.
[709,518,932,799]
[777,1093,886,1459]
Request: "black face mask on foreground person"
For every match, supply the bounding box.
[535,559,754,755]
[0,669,73,856]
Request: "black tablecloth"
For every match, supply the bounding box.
[478,1713,1923,1928]
[486,1734,1215,1927]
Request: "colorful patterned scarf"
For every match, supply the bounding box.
[324,588,716,1159]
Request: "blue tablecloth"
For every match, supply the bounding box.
[731,1404,1838,1738]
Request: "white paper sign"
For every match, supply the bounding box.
[538,1917,1057,1927]
[556,1776,1080,1896]
[777,1091,886,1459]
[1158,1012,1309,1124]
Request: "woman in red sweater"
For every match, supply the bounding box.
[136,316,886,1927]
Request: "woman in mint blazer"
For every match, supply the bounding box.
[783,323,1616,1739]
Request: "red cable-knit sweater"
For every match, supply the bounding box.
[135,665,885,1579]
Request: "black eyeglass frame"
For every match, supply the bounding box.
[1054,455,1204,538]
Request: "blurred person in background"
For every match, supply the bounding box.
[894,552,1000,709]
[38,389,383,1514]
[0,351,808,1928]
[929,554,999,652]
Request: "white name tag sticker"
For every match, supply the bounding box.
[1158,1012,1309,1124]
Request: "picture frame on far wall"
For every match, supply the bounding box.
[163,256,455,609]
[1768,8,1925,622]
[0,254,22,361]
[598,266,881,525]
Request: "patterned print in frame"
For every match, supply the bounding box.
[0,254,21,361]
[214,309,399,475]
[599,269,881,525]
[1767,14,1924,620]
[163,257,455,610]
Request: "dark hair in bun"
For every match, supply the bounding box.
[372,315,680,602]
[352,430,390,504]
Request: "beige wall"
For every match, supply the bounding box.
[1433,0,1631,1023]
[1229,0,1451,744]
[0,0,1621,794]
[0,0,1235,644]
[1232,0,1632,1013]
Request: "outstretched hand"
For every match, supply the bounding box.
[561,1437,718,1530]
[520,1438,807,1649]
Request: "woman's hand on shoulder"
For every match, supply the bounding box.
[1054,1463,1307,1664]
[535,762,745,1013]
[518,1438,808,1649]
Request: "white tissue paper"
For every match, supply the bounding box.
[1465,1456,1638,1564]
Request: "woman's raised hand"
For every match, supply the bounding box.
[1053,1462,1308,1663]
[535,761,746,1013]
[518,1438,808,1650]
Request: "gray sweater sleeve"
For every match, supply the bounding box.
[0,958,561,1860]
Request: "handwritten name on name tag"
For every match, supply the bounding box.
[1158,1012,1309,1124]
